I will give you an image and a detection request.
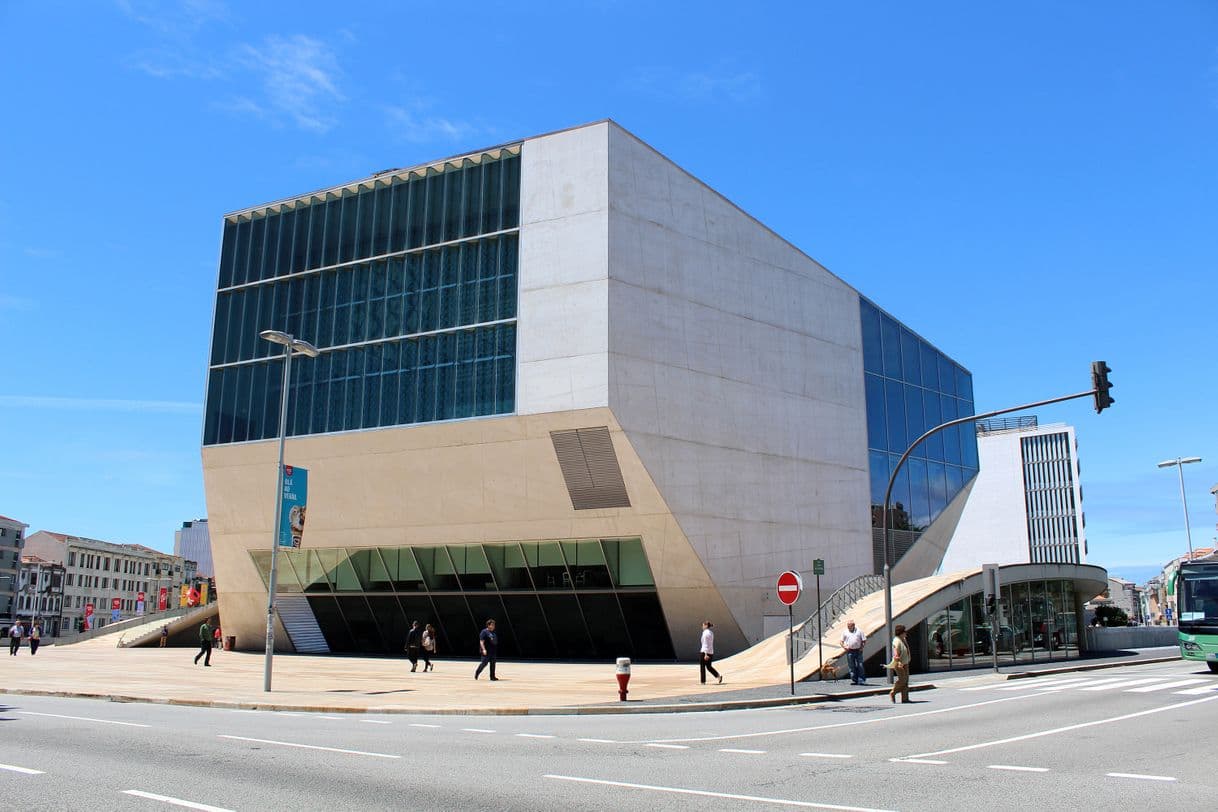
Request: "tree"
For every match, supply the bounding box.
[1094,605,1129,627]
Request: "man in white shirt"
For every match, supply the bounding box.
[699,621,723,685]
[841,619,866,685]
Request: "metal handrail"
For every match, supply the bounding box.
[790,574,885,666]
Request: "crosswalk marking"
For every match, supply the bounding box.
[1125,679,1206,693]
[1037,677,1127,691]
[995,678,1093,692]
[1078,677,1166,691]
[1172,684,1218,696]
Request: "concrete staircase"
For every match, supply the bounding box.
[276,594,330,654]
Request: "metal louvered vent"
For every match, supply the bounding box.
[550,427,632,510]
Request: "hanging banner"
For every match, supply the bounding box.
[110,597,121,623]
[198,582,209,606]
[84,602,94,631]
[136,591,146,616]
[158,587,168,611]
[179,584,190,607]
[278,465,308,548]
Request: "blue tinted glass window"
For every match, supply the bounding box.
[938,355,956,397]
[424,173,444,245]
[338,192,358,264]
[928,460,948,517]
[889,454,911,524]
[864,374,886,451]
[219,220,238,288]
[919,340,938,390]
[483,158,503,233]
[884,379,906,453]
[946,465,965,499]
[904,384,925,456]
[292,205,311,273]
[501,155,520,228]
[942,395,961,462]
[860,299,883,374]
[880,315,901,378]
[322,197,341,267]
[956,368,974,404]
[900,329,921,385]
[277,208,297,277]
[908,458,929,529]
[232,218,251,286]
[869,449,889,506]
[306,198,326,270]
[249,216,266,284]
[354,188,374,260]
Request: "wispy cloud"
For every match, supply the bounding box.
[384,104,483,143]
[629,65,762,104]
[23,247,62,259]
[232,34,344,133]
[0,295,35,311]
[116,0,231,37]
[0,396,202,415]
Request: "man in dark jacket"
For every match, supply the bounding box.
[405,620,423,672]
[194,620,213,666]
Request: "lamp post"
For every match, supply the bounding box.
[1157,456,1202,563]
[260,329,320,692]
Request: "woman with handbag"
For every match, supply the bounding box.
[420,623,436,672]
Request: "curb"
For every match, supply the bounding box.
[0,683,934,716]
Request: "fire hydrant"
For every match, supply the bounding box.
[616,657,631,701]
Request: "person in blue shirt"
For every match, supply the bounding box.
[474,619,499,681]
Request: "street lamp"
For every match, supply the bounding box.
[261,330,320,692]
[1157,456,1202,562]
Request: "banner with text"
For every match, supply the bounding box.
[158,587,168,611]
[278,465,308,548]
[136,591,146,616]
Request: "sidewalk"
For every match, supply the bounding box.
[0,638,1179,716]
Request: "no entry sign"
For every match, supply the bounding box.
[777,570,803,606]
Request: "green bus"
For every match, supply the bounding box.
[1177,560,1218,673]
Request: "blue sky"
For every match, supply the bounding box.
[1,1,1215,576]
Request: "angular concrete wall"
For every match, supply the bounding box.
[604,123,873,644]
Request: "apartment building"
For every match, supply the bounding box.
[0,514,29,621]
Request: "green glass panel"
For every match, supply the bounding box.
[449,544,494,591]
[348,549,377,590]
[333,553,362,592]
[614,538,653,587]
[523,541,570,590]
[249,550,272,590]
[367,547,392,590]
[275,549,305,593]
[414,546,460,590]
[484,543,533,590]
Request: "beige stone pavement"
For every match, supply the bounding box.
[0,636,803,714]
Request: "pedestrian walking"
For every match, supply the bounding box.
[8,621,24,656]
[699,620,723,685]
[420,623,436,672]
[841,618,866,685]
[29,623,41,656]
[405,620,423,672]
[474,619,498,680]
[888,624,911,703]
[194,620,213,666]
[159,626,169,647]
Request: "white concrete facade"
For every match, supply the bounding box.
[941,421,1085,571]
[515,122,873,642]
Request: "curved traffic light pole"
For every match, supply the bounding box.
[881,379,1110,682]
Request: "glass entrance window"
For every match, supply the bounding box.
[522,541,570,590]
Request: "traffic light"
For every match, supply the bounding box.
[1091,361,1114,414]
[985,595,997,617]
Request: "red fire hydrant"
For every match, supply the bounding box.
[616,657,631,701]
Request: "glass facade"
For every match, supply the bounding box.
[204,151,521,446]
[924,579,1078,672]
[250,538,676,660]
[860,297,979,570]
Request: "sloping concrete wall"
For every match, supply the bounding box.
[605,122,873,645]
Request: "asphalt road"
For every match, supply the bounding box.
[0,659,1214,811]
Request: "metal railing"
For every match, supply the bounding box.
[789,574,885,667]
[976,415,1038,435]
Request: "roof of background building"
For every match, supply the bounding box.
[0,514,28,525]
[30,531,180,558]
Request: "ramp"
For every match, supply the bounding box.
[275,594,330,654]
[118,604,219,647]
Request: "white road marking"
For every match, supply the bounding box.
[315,716,342,721]
[719,748,766,754]
[1078,677,1166,691]
[632,692,1044,745]
[516,733,555,739]
[1172,684,1218,696]
[275,712,304,717]
[0,763,44,775]
[889,758,948,765]
[359,719,391,725]
[578,738,617,743]
[544,775,897,812]
[1032,677,1127,691]
[462,728,496,734]
[1106,772,1176,782]
[1126,679,1206,693]
[646,743,690,750]
[122,790,234,811]
[988,765,1049,772]
[905,694,1218,759]
[217,734,399,759]
[800,753,854,759]
[19,711,149,728]
[963,677,1076,692]
[228,710,258,714]
[409,723,441,728]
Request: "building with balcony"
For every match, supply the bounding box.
[14,555,66,636]
[0,514,29,622]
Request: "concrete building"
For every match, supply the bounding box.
[934,417,1086,572]
[201,121,1110,664]
[175,519,213,577]
[14,555,66,636]
[23,531,190,631]
[0,514,29,622]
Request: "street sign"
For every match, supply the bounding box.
[777,570,803,606]
[813,559,825,576]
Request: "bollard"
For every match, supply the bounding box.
[615,657,631,701]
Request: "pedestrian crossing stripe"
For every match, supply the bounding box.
[957,677,1218,695]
